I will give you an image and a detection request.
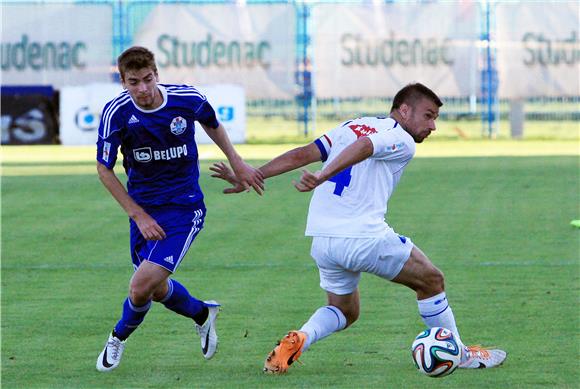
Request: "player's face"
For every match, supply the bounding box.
[402,98,439,143]
[122,68,160,110]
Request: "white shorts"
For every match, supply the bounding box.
[310,229,413,295]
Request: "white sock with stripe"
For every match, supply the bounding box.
[299,306,347,352]
[417,292,464,348]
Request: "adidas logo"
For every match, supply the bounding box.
[128,115,139,124]
[163,256,174,264]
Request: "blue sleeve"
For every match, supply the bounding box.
[96,101,122,168]
[195,100,219,129]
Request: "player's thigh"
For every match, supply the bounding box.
[391,245,443,294]
[130,260,171,295]
[311,233,412,293]
[132,205,206,273]
[340,230,414,281]
[311,237,361,295]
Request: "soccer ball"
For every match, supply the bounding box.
[411,327,461,378]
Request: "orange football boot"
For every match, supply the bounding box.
[263,331,307,374]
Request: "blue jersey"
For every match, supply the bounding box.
[96,84,219,207]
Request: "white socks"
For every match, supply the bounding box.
[417,292,464,347]
[297,295,463,355]
[300,306,347,352]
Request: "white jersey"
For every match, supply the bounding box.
[305,117,416,238]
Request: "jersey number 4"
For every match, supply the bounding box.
[329,166,352,196]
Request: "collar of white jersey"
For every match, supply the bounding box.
[131,84,168,113]
[385,116,399,130]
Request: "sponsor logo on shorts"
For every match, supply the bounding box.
[163,256,174,264]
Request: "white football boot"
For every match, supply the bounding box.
[195,300,220,360]
[96,332,126,372]
[459,345,507,368]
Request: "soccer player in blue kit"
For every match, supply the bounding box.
[95,46,263,372]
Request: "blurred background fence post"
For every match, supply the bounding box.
[295,2,314,137]
[509,99,525,140]
[480,0,499,139]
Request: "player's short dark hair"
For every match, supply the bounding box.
[390,83,443,112]
[117,46,158,81]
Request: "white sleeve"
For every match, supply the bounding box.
[367,130,411,160]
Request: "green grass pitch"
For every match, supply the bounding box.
[1,147,579,388]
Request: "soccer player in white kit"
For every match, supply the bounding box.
[211,83,507,374]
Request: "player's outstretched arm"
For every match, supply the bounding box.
[258,143,321,179]
[294,136,373,191]
[210,162,246,194]
[210,143,321,194]
[201,122,264,195]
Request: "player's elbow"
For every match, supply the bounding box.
[359,137,374,158]
[97,162,113,179]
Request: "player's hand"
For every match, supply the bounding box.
[231,160,265,195]
[293,169,321,192]
[210,162,247,194]
[133,211,166,240]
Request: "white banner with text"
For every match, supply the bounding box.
[196,84,246,144]
[132,4,296,99]
[1,4,113,87]
[60,83,123,146]
[495,2,580,98]
[312,2,479,98]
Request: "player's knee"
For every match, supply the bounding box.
[129,282,153,305]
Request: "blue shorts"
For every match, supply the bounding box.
[130,203,206,273]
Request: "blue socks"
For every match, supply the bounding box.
[113,298,151,340]
[161,279,208,325]
[112,279,207,341]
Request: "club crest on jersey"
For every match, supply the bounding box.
[170,116,187,135]
[133,147,152,163]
